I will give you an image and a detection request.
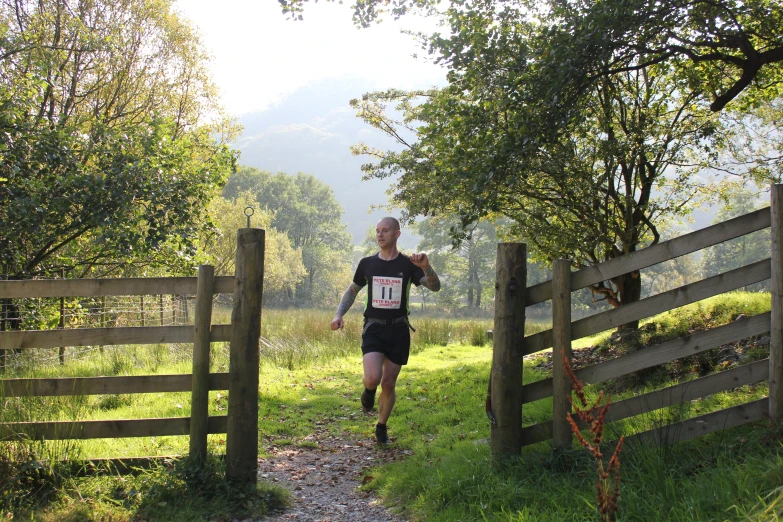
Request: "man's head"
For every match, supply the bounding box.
[376,217,401,249]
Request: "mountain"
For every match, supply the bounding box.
[234,77,421,249]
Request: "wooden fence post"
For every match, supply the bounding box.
[491,243,526,459]
[190,265,215,463]
[226,229,264,484]
[1,273,6,373]
[59,268,66,365]
[770,184,783,421]
[552,259,573,450]
[99,296,105,354]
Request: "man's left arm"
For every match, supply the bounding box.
[410,253,441,292]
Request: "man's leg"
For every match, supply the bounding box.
[377,357,402,424]
[361,352,384,411]
[362,352,385,391]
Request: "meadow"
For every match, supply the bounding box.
[1,293,782,521]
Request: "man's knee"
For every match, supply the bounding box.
[364,373,382,389]
[380,373,398,392]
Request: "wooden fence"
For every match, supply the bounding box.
[0,228,265,484]
[490,185,783,458]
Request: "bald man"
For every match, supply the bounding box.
[331,217,441,444]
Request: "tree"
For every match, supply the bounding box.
[0,0,237,279]
[202,195,307,303]
[353,62,722,320]
[281,0,778,323]
[526,0,783,113]
[280,0,783,113]
[415,217,496,310]
[223,166,353,306]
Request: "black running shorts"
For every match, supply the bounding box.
[361,322,411,366]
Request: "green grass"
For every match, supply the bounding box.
[251,308,548,369]
[1,453,290,521]
[3,293,782,521]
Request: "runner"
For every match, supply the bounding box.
[330,217,441,444]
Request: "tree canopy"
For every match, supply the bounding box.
[353,61,723,310]
[0,0,237,279]
[283,0,783,314]
[280,0,783,114]
[223,166,353,306]
[202,194,307,302]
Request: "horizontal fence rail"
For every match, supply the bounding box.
[522,312,771,404]
[521,359,770,445]
[0,373,230,397]
[625,398,769,446]
[0,324,232,350]
[525,259,771,356]
[525,208,770,306]
[0,416,229,440]
[0,276,234,298]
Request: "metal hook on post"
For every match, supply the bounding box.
[244,206,255,228]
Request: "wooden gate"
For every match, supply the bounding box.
[0,228,264,484]
[490,186,783,458]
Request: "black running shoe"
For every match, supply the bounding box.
[361,388,376,412]
[375,423,391,445]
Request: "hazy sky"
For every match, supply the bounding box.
[175,0,446,115]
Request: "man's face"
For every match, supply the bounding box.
[376,219,400,248]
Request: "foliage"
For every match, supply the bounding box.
[131,456,289,521]
[202,195,307,301]
[284,0,783,316]
[352,61,723,312]
[414,216,497,310]
[702,185,771,286]
[280,0,783,114]
[526,0,783,113]
[223,166,353,306]
[0,0,238,279]
[0,440,69,514]
[1,455,290,521]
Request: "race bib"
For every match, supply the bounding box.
[372,276,403,309]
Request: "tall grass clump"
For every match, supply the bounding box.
[0,438,83,515]
[245,308,548,369]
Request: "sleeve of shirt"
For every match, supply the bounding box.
[353,258,367,287]
[411,261,426,287]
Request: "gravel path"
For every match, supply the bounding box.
[254,427,408,522]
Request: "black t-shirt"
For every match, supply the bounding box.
[353,253,426,319]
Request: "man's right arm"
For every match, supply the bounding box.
[331,282,362,330]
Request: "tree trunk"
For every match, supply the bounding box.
[467,270,474,308]
[614,270,642,330]
[0,297,22,372]
[474,268,482,308]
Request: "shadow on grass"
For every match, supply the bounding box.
[3,454,290,522]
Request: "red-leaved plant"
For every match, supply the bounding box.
[562,354,624,522]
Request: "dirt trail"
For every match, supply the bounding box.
[254,427,409,522]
